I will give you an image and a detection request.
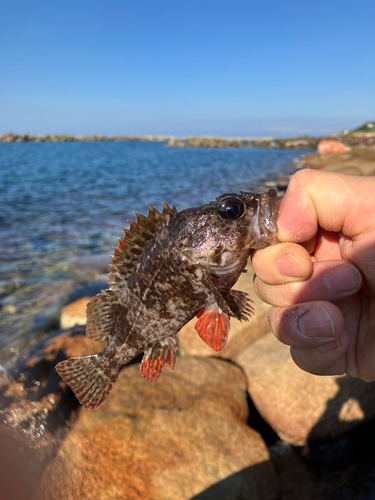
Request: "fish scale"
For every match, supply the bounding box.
[56,189,278,409]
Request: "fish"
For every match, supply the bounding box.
[56,189,278,409]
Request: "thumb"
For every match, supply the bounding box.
[277,169,375,296]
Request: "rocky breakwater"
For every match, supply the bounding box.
[166,137,245,148]
[0,132,171,143]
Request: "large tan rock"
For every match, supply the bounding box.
[178,267,271,359]
[60,296,90,329]
[38,357,279,500]
[238,333,375,445]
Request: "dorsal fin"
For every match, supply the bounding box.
[86,203,177,343]
[109,203,177,288]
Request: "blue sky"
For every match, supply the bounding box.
[1,0,374,137]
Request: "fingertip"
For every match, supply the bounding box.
[253,242,312,284]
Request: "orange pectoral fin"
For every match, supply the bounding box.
[195,306,230,352]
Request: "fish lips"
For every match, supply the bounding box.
[248,189,278,247]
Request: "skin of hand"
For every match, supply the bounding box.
[252,169,375,381]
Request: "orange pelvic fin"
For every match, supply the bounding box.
[140,337,178,383]
[195,305,230,352]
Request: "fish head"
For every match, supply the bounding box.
[179,189,278,275]
[212,189,278,249]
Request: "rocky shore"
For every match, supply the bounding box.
[1,145,375,499]
[166,133,375,150]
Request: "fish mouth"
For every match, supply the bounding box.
[252,189,278,247]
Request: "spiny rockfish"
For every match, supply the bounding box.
[56,190,278,409]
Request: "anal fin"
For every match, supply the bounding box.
[140,337,178,383]
[195,305,230,352]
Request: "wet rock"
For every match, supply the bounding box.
[0,326,105,445]
[0,327,105,499]
[178,267,271,359]
[317,140,348,154]
[237,332,375,445]
[60,296,90,329]
[38,357,279,500]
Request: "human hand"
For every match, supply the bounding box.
[252,169,375,381]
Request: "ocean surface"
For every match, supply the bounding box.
[0,141,308,363]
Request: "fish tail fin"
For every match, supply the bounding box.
[56,355,118,409]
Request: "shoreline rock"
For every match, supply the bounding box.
[237,332,375,445]
[300,146,375,176]
[37,357,279,500]
[166,133,375,150]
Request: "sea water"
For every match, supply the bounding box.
[0,141,308,361]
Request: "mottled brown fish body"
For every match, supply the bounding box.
[56,190,278,408]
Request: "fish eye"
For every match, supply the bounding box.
[217,197,245,220]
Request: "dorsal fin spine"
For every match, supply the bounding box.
[109,203,178,287]
[147,205,167,224]
[147,205,161,215]
[161,203,176,217]
[128,220,154,238]
[135,212,158,226]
